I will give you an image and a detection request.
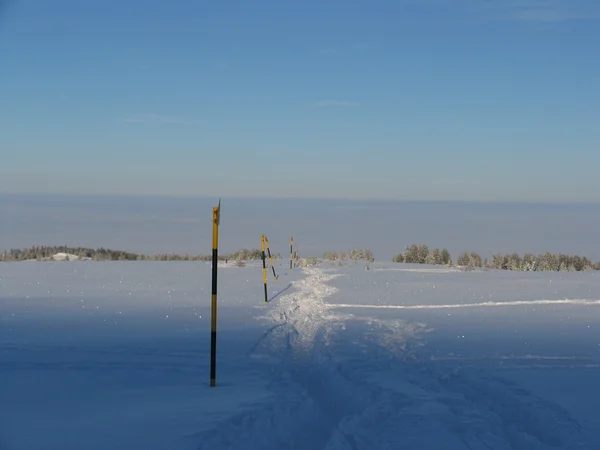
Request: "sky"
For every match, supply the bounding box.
[1,0,599,202]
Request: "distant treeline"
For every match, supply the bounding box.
[0,246,280,262]
[392,245,452,266]
[3,244,598,272]
[393,244,600,272]
[322,249,375,263]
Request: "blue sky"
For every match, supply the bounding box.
[1,0,599,202]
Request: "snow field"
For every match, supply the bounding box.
[1,260,600,449]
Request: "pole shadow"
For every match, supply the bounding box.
[269,282,293,302]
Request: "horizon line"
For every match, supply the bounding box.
[1,191,599,207]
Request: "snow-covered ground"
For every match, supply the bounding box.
[1,260,599,449]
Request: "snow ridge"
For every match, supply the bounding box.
[329,299,600,310]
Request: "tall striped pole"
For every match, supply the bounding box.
[210,200,220,387]
[290,237,293,270]
[261,234,268,304]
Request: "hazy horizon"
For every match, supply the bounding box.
[4,191,600,205]
[3,193,600,261]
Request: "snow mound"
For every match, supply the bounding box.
[51,252,90,261]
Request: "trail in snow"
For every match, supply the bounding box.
[196,267,592,450]
[373,267,461,273]
[328,298,600,310]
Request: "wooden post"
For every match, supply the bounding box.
[210,200,220,387]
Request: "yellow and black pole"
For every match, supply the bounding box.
[294,246,299,268]
[210,199,220,387]
[265,236,278,280]
[290,237,293,270]
[261,234,268,304]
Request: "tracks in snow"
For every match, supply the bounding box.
[328,299,600,310]
[197,266,591,450]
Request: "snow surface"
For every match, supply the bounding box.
[1,260,599,449]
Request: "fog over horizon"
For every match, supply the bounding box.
[2,193,600,261]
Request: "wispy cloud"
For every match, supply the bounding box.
[479,0,599,23]
[318,48,338,54]
[354,43,381,51]
[318,44,381,55]
[414,0,598,23]
[510,7,592,22]
[119,114,191,125]
[314,100,360,107]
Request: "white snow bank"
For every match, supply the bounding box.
[50,252,91,261]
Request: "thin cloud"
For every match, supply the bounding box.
[119,114,191,125]
[479,0,599,22]
[318,44,381,55]
[412,0,599,23]
[354,43,381,51]
[510,7,593,22]
[314,100,360,107]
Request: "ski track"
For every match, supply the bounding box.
[328,299,600,310]
[196,267,591,450]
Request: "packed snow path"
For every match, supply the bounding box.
[196,267,591,450]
